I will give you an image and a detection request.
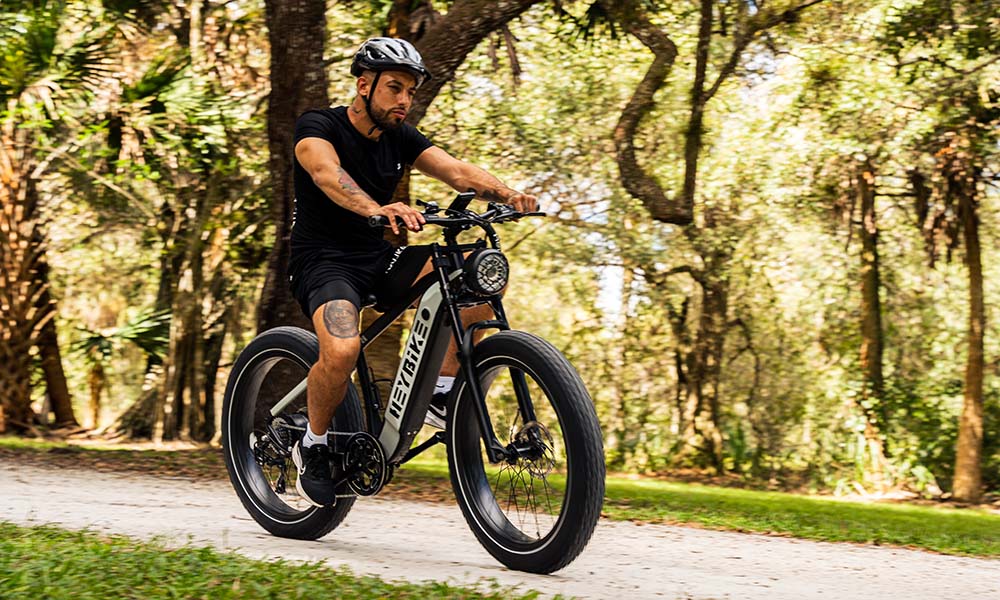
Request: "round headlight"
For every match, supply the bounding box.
[463,249,509,296]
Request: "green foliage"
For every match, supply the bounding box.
[882,0,1000,64]
[9,0,997,491]
[0,1,114,110]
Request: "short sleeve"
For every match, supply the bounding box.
[294,110,334,145]
[399,124,434,165]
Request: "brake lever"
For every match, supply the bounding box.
[415,199,441,214]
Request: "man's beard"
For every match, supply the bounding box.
[370,105,404,131]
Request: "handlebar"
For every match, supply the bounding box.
[367,195,545,231]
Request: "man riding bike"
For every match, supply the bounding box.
[288,37,538,508]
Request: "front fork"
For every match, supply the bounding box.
[433,248,535,464]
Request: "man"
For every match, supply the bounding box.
[289,37,537,507]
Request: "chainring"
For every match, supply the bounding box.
[341,431,387,496]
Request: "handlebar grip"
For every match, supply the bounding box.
[368,215,409,228]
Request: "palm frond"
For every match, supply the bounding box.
[115,309,170,358]
[0,1,116,109]
[71,309,170,364]
[100,0,169,31]
[122,53,190,107]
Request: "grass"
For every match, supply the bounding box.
[4,435,1000,557]
[0,521,542,600]
[600,477,1000,556]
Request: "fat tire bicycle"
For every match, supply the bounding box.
[221,192,605,574]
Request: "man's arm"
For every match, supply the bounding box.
[413,146,538,212]
[295,137,424,235]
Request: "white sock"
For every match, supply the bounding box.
[435,376,455,395]
[302,425,327,448]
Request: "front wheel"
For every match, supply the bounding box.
[447,330,605,574]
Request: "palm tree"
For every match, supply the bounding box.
[0,0,112,431]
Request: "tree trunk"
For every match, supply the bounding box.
[185,251,208,441]
[156,208,212,442]
[34,260,78,427]
[256,0,330,333]
[0,141,46,432]
[666,297,691,446]
[700,278,728,473]
[88,362,105,428]
[856,160,890,486]
[113,380,159,440]
[202,317,226,442]
[673,271,728,472]
[952,183,984,503]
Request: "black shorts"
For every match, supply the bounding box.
[289,244,433,319]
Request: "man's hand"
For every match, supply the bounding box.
[371,202,425,235]
[506,191,539,213]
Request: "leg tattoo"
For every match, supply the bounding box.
[323,300,359,339]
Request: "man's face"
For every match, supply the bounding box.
[362,70,418,130]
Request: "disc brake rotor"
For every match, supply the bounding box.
[513,421,556,478]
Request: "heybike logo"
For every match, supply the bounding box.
[387,307,432,421]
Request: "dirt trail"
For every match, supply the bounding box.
[2,463,997,599]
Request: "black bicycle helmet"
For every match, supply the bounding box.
[350,37,432,86]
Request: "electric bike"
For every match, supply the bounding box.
[221,192,605,574]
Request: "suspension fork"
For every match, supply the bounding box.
[487,297,538,425]
[432,244,509,464]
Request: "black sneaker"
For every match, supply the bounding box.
[291,442,336,507]
[424,391,448,430]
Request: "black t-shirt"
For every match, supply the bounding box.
[291,106,433,254]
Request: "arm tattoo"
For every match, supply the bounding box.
[320,165,379,217]
[323,300,359,339]
[337,166,364,195]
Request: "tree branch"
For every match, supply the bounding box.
[408,0,542,126]
[598,0,692,225]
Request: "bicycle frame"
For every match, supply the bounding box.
[270,237,520,467]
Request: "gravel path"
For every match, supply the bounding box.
[2,463,997,599]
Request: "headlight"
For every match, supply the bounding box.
[463,249,509,296]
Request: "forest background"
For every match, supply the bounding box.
[1,0,997,504]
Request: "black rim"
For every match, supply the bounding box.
[452,359,570,550]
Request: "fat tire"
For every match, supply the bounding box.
[222,326,362,540]
[447,330,605,573]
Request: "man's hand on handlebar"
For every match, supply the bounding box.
[370,202,425,235]
[505,191,539,214]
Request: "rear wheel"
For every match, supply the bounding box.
[447,330,605,573]
[221,326,363,540]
